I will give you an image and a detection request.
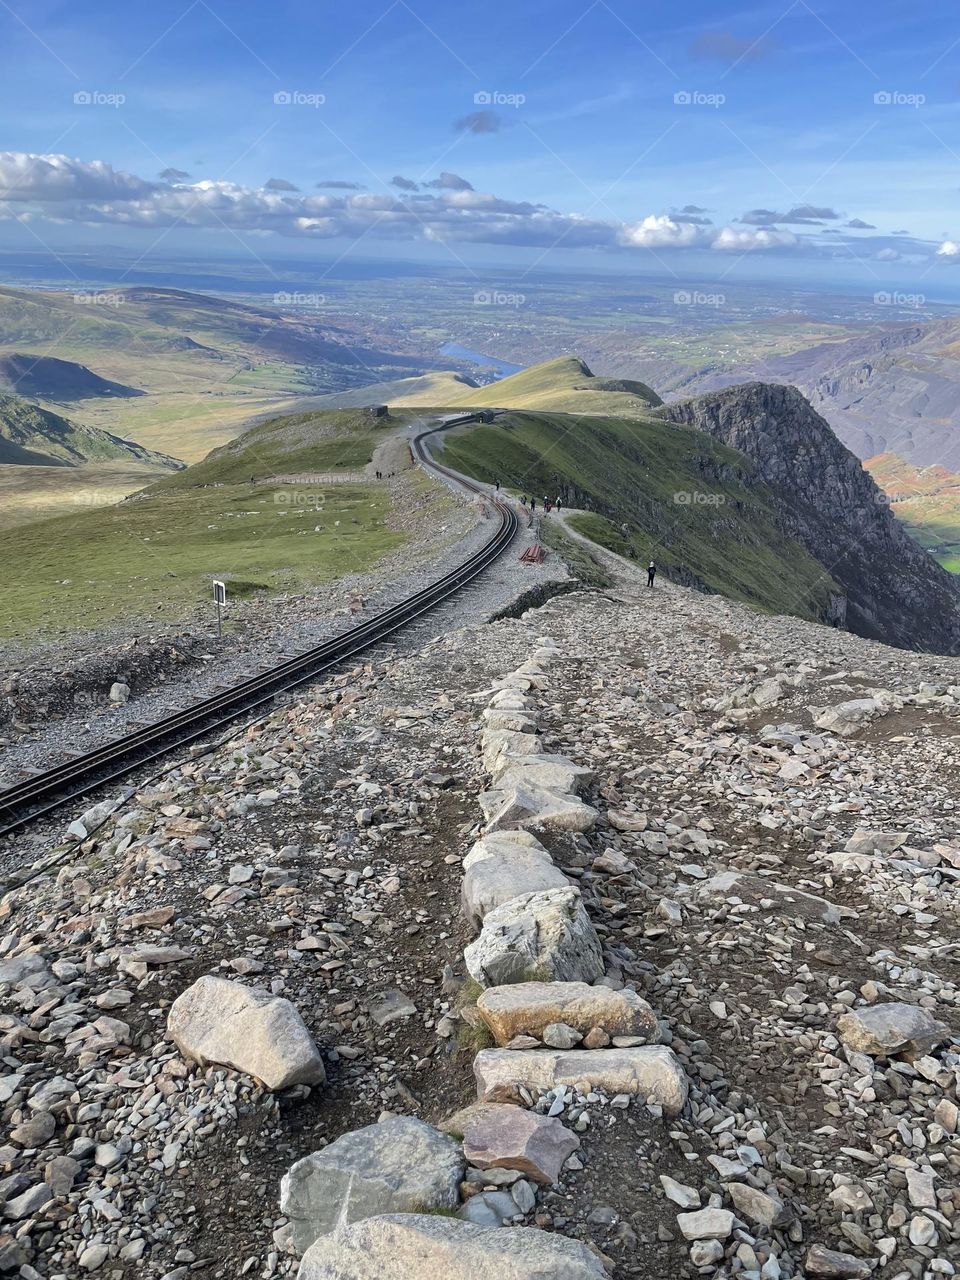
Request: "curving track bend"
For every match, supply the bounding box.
[0,412,515,841]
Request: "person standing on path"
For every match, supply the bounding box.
[647,561,656,588]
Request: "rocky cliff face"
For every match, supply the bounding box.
[661,382,960,654]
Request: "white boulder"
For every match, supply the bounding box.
[280,1119,463,1253]
[167,975,325,1090]
[464,888,603,988]
[298,1214,605,1279]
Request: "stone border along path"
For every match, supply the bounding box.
[255,635,692,1277]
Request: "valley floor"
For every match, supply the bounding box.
[0,547,957,1278]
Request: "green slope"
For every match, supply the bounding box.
[391,355,663,419]
[0,393,179,469]
[437,409,841,622]
[150,406,399,491]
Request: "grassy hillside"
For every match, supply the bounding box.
[0,394,179,469]
[0,481,402,639]
[391,356,664,419]
[261,371,479,412]
[150,406,399,491]
[0,405,425,637]
[866,451,960,573]
[437,409,841,622]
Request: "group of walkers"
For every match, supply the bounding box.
[498,479,659,589]
[518,493,563,513]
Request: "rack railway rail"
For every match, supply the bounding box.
[0,412,514,841]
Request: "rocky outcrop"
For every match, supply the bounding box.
[661,381,960,653]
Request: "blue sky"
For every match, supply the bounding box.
[2,0,960,288]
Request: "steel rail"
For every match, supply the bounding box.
[0,412,513,839]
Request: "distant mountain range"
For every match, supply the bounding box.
[581,316,960,471]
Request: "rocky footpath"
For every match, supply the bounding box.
[0,553,958,1278]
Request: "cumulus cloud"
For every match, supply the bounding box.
[425,171,474,191]
[712,226,801,251]
[689,30,776,63]
[159,167,191,183]
[620,214,708,249]
[455,110,501,133]
[845,217,875,230]
[0,150,916,263]
[0,152,155,202]
[937,240,960,257]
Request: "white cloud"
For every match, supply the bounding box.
[937,239,960,257]
[0,150,919,263]
[711,226,801,252]
[619,214,708,248]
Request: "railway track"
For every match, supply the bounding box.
[0,412,514,841]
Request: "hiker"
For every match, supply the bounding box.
[520,495,527,507]
[555,496,563,511]
[495,480,500,492]
[647,561,656,588]
[530,497,536,511]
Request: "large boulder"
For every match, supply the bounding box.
[463,831,552,870]
[480,787,597,834]
[297,1214,606,1279]
[280,1117,464,1253]
[167,975,324,1090]
[474,1046,689,1116]
[460,1102,579,1185]
[810,693,900,737]
[492,755,593,794]
[481,730,543,773]
[462,853,570,927]
[464,888,603,988]
[836,1003,949,1057]
[476,981,659,1046]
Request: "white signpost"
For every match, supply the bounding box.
[213,580,227,639]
